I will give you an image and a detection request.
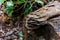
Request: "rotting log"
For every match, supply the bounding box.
[23,1,60,40]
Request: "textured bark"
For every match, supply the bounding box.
[23,1,60,40]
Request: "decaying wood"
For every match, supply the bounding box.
[23,1,60,40]
[24,1,60,29]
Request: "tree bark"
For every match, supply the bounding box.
[23,1,60,40]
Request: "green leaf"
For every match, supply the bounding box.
[35,0,44,6]
[19,0,25,2]
[7,6,14,17]
[0,0,5,5]
[18,31,23,37]
[24,2,33,15]
[8,10,13,17]
[6,1,14,7]
[6,1,14,17]
[18,31,23,40]
[13,0,26,4]
[0,0,5,2]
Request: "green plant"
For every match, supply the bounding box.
[0,0,45,17]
